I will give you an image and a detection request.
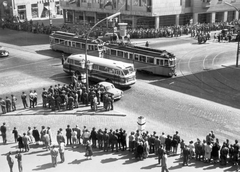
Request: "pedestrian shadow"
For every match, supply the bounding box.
[24,149,46,155]
[68,158,89,164]
[168,163,183,170]
[122,156,139,165]
[32,163,53,171]
[101,158,118,164]
[141,163,159,169]
[37,152,50,156]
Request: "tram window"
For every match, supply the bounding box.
[55,39,59,44]
[82,44,86,49]
[164,60,169,66]
[134,54,139,61]
[60,40,64,45]
[139,55,146,62]
[64,41,69,46]
[72,42,76,47]
[156,59,164,66]
[95,45,98,50]
[129,54,133,60]
[147,57,154,64]
[169,60,174,66]
[124,52,128,58]
[111,49,117,56]
[76,43,80,48]
[117,51,124,57]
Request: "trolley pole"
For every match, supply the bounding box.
[85,12,121,93]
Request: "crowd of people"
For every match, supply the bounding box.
[1,121,240,172]
[2,15,240,40]
[0,76,115,114]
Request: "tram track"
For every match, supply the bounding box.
[177,43,238,103]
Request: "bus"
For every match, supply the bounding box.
[63,54,136,87]
[103,44,176,77]
[49,31,98,54]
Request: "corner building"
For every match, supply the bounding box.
[60,0,240,29]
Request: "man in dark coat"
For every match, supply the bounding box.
[32,127,40,143]
[90,127,97,148]
[183,145,190,166]
[5,96,11,112]
[66,125,72,145]
[0,97,6,114]
[1,122,7,144]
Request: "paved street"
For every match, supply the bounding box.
[0,29,240,172]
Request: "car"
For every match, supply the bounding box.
[97,81,123,100]
[0,46,9,57]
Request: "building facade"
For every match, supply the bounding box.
[60,0,240,29]
[0,0,63,21]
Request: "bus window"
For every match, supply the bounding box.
[117,51,124,57]
[76,43,80,48]
[108,68,115,74]
[75,60,81,66]
[134,54,139,61]
[93,64,98,70]
[129,53,133,60]
[164,60,169,66]
[147,57,154,64]
[60,40,64,45]
[111,49,117,56]
[140,55,146,62]
[124,52,128,58]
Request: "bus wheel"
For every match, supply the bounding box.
[106,79,113,83]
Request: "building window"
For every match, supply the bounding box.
[18,5,26,20]
[180,0,182,6]
[81,0,87,2]
[133,0,139,6]
[185,0,191,7]
[31,4,38,18]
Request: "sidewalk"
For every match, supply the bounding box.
[2,102,126,117]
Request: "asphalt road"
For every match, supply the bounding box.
[0,29,240,172]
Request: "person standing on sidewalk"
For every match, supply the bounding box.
[0,97,6,114]
[15,151,23,172]
[33,90,38,106]
[1,122,7,144]
[50,145,59,167]
[161,151,169,172]
[59,142,65,163]
[7,151,14,172]
[29,90,34,108]
[11,95,17,111]
[5,96,12,112]
[12,127,18,143]
[21,92,28,109]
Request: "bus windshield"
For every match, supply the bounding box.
[123,66,134,75]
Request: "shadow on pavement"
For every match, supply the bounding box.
[35,49,62,59]
[151,65,240,109]
[141,163,159,169]
[32,163,53,171]
[101,158,118,163]
[68,158,89,164]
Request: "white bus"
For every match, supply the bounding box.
[63,54,136,87]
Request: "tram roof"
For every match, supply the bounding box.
[105,44,175,59]
[68,54,134,70]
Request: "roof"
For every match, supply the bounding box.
[68,54,134,70]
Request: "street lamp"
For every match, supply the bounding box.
[84,12,121,93]
[224,1,240,67]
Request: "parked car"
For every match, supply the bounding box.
[0,46,9,57]
[97,81,123,100]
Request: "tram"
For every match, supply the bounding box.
[103,44,176,77]
[49,31,98,54]
[49,31,176,76]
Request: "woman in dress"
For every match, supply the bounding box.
[85,140,93,160]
